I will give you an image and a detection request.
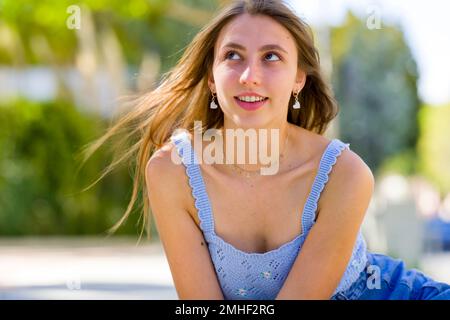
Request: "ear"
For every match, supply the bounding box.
[294,68,307,92]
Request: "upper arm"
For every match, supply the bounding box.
[145,144,224,299]
[276,148,375,299]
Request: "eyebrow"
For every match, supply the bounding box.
[220,42,289,54]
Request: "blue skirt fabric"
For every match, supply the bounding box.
[331,252,450,300]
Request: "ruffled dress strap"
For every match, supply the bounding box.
[169,130,215,234]
[301,139,351,234]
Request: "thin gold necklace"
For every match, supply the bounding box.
[230,130,289,178]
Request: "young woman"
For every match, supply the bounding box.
[85,0,450,299]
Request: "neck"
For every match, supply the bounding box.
[218,122,290,175]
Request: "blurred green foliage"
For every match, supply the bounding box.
[0,0,218,72]
[0,0,219,235]
[0,99,145,236]
[417,104,450,196]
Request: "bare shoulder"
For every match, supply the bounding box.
[147,141,177,172]
[317,137,375,216]
[295,126,374,182]
[293,127,375,215]
[145,140,190,210]
[146,141,178,185]
[328,142,374,188]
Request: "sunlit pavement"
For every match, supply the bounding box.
[0,237,178,300]
[1,237,450,300]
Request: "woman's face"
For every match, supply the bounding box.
[209,13,305,129]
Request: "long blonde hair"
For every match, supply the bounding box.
[81,0,338,240]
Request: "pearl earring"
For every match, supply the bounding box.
[292,91,301,109]
[210,92,218,109]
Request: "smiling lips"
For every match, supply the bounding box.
[234,93,269,111]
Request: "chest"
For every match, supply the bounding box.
[187,161,321,254]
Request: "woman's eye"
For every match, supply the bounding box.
[225,51,240,60]
[265,52,281,61]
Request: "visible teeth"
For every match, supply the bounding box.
[237,96,266,102]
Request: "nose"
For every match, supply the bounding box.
[239,60,262,86]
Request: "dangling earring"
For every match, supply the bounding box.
[292,91,301,109]
[210,92,218,109]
